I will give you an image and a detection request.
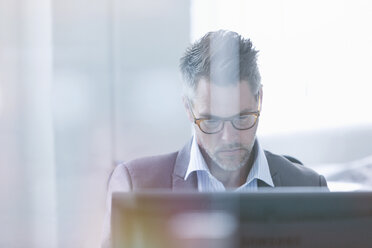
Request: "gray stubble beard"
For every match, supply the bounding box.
[210,144,253,172]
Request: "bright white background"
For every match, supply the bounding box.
[192,0,372,135]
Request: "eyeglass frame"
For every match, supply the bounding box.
[187,93,261,134]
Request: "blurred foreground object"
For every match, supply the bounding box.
[112,191,372,248]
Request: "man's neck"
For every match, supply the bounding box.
[200,147,256,189]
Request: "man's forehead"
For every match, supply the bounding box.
[193,78,257,116]
[194,78,254,97]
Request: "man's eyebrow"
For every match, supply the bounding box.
[197,113,219,119]
[198,109,257,119]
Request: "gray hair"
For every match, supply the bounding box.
[179,30,261,99]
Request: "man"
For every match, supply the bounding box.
[102,30,328,247]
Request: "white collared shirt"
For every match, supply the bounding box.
[185,136,274,192]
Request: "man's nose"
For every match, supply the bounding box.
[220,121,239,142]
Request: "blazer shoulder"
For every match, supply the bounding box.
[123,151,179,189]
[264,150,328,187]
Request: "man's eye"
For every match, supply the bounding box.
[203,119,221,127]
[204,119,219,124]
[239,115,250,120]
[236,115,255,124]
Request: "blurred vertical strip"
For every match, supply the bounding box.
[52,0,113,247]
[0,0,57,247]
[112,0,191,161]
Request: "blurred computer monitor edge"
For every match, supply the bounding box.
[112,190,372,248]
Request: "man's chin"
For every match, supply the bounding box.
[212,150,250,171]
[213,158,246,171]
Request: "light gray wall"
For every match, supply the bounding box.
[53,0,113,247]
[0,0,57,247]
[52,0,191,247]
[112,0,191,163]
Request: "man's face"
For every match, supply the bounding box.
[187,78,261,171]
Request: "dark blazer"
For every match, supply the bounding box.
[116,139,328,191]
[102,139,328,248]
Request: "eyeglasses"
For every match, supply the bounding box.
[187,94,261,134]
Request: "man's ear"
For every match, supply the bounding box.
[259,86,263,107]
[182,96,194,122]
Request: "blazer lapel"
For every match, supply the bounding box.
[172,174,198,191]
[258,174,280,187]
[263,150,281,187]
[172,139,198,191]
[271,173,281,187]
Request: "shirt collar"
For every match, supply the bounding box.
[185,136,274,188]
[185,135,209,179]
[245,139,274,187]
